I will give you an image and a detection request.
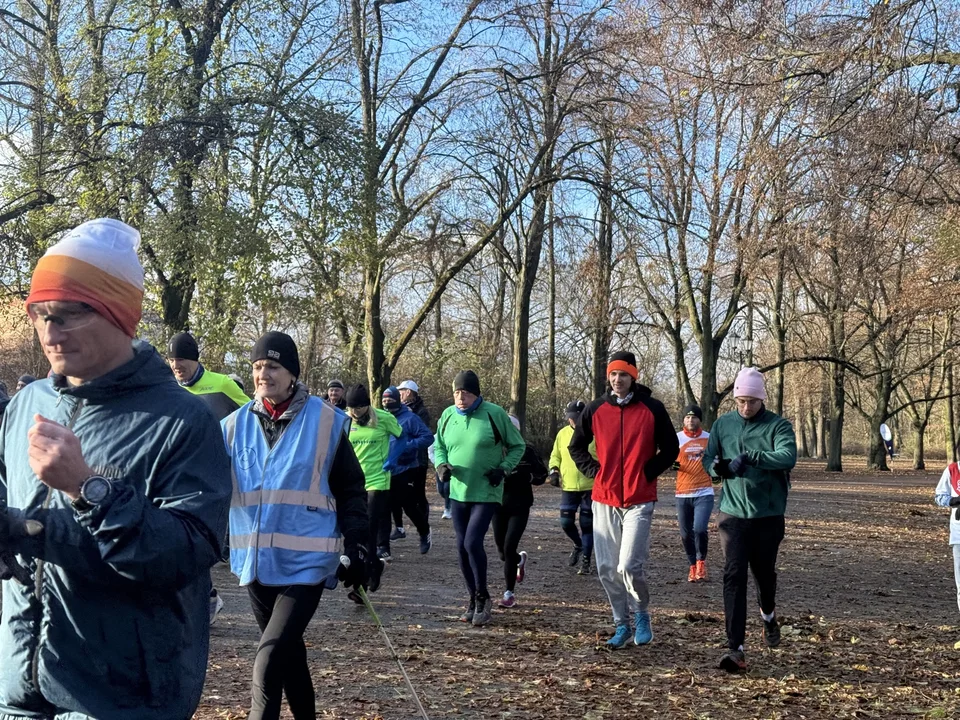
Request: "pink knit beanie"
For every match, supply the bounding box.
[733,367,766,400]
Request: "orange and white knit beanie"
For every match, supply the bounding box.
[26,218,144,337]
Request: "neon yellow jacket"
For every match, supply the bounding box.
[549,425,595,492]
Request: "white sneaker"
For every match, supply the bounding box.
[441,509,452,519]
[498,591,517,608]
[209,592,225,625]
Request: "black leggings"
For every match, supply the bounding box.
[368,489,392,556]
[451,500,498,600]
[493,506,530,592]
[390,467,430,536]
[247,581,324,720]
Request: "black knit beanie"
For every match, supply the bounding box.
[168,332,199,361]
[346,384,371,408]
[250,331,300,378]
[683,404,703,420]
[453,370,481,396]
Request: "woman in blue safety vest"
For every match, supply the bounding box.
[222,331,369,720]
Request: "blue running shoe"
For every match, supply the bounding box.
[634,612,653,645]
[606,624,631,649]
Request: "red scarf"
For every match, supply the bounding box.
[683,428,702,439]
[262,395,294,421]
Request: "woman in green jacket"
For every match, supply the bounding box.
[434,370,525,626]
[346,384,405,587]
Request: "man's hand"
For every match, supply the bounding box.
[713,458,734,479]
[548,469,561,487]
[27,415,92,500]
[728,454,750,477]
[0,511,44,585]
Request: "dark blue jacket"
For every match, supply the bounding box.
[0,342,231,720]
[388,404,434,475]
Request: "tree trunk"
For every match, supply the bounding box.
[509,185,549,430]
[866,371,893,471]
[798,397,809,457]
[701,337,720,427]
[913,418,927,471]
[547,191,557,441]
[947,365,957,462]
[827,364,844,472]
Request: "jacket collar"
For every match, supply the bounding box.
[604,382,651,407]
[52,341,173,401]
[251,382,310,423]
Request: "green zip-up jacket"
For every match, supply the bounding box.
[348,409,403,491]
[434,400,526,504]
[701,407,797,519]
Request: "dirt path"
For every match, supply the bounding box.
[197,459,960,719]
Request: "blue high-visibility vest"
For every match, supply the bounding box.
[223,397,349,586]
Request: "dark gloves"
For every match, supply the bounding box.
[949,496,960,507]
[0,512,43,585]
[728,454,750,477]
[548,470,561,487]
[713,458,734,479]
[435,463,452,499]
[338,546,368,591]
[486,468,505,487]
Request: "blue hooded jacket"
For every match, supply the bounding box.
[0,342,231,720]
[387,403,434,475]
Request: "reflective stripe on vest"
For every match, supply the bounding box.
[225,397,348,586]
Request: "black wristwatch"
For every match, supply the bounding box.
[71,475,112,512]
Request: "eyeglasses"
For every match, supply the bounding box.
[735,398,762,407]
[27,304,98,334]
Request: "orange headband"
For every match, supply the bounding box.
[606,360,638,380]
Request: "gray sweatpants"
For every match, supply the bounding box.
[593,500,655,627]
[953,544,960,614]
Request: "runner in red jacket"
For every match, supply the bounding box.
[569,351,679,649]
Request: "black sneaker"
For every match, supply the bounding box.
[419,531,432,554]
[390,527,406,541]
[568,546,583,567]
[719,648,747,673]
[578,555,592,575]
[762,615,781,647]
[472,594,493,626]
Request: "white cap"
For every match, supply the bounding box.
[398,380,420,393]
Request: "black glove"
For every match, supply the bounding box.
[949,496,960,507]
[671,461,681,471]
[548,470,561,487]
[436,463,452,483]
[486,468,505,487]
[0,512,43,585]
[337,546,368,591]
[713,458,734,479]
[728,453,750,477]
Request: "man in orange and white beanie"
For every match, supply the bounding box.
[0,218,232,719]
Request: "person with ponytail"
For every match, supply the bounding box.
[346,384,406,573]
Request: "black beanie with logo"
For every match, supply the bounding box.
[250,331,300,378]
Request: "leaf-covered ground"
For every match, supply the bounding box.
[196,460,960,719]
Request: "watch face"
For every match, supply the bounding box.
[83,477,111,504]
